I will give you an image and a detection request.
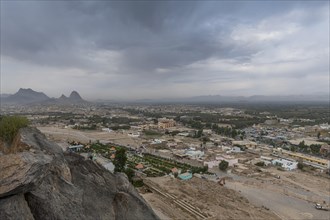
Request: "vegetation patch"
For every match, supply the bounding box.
[0,116,29,143]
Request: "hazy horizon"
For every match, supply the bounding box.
[1,87,329,103]
[1,1,329,100]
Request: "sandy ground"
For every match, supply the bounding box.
[142,176,280,220]
[142,174,330,220]
[227,181,328,220]
[37,126,143,147]
[223,167,330,220]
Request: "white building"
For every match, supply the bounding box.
[151,139,164,144]
[185,150,204,159]
[102,128,113,133]
[204,160,220,169]
[128,132,140,137]
[320,123,330,130]
[177,132,190,137]
[226,146,244,154]
[272,158,298,171]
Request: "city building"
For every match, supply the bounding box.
[272,158,298,171]
[185,149,204,159]
[158,118,176,129]
[273,148,330,169]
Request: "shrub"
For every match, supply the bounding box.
[219,160,229,171]
[0,116,29,143]
[113,148,127,172]
[297,162,304,170]
[124,168,135,182]
[255,161,265,167]
[132,179,144,187]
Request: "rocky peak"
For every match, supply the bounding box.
[17,88,33,93]
[16,88,48,97]
[69,91,83,100]
[0,127,159,220]
[59,94,67,99]
[4,88,50,104]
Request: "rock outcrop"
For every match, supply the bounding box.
[2,88,50,105]
[0,127,159,220]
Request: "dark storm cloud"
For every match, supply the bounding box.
[3,1,322,70]
[1,1,329,98]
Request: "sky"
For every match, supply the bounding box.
[0,1,329,100]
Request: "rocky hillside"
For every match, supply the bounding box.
[0,127,159,220]
[2,88,50,104]
[1,88,87,105]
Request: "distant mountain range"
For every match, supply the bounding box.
[1,88,328,105]
[0,88,86,105]
[131,94,329,104]
[190,94,329,103]
[0,93,11,98]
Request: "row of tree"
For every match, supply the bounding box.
[211,124,244,139]
[292,141,322,155]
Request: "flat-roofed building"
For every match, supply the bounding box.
[273,148,330,169]
[272,158,297,171]
[158,118,176,129]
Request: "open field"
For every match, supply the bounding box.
[37,126,143,147]
[224,167,330,220]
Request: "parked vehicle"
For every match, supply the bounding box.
[315,203,323,209]
[315,203,329,211]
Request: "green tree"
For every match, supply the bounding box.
[317,132,321,139]
[202,136,210,143]
[290,145,297,152]
[0,116,29,143]
[113,148,127,172]
[124,168,135,182]
[297,162,304,170]
[255,161,265,167]
[310,144,321,155]
[231,129,238,138]
[194,129,203,138]
[219,160,229,171]
[298,140,305,148]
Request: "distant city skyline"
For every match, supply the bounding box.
[1,1,329,100]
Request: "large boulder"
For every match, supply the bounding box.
[0,128,159,220]
[0,194,34,220]
[0,152,52,197]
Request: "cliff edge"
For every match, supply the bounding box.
[0,127,159,220]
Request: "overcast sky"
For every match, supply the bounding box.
[1,1,329,100]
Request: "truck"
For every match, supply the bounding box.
[315,203,329,211]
